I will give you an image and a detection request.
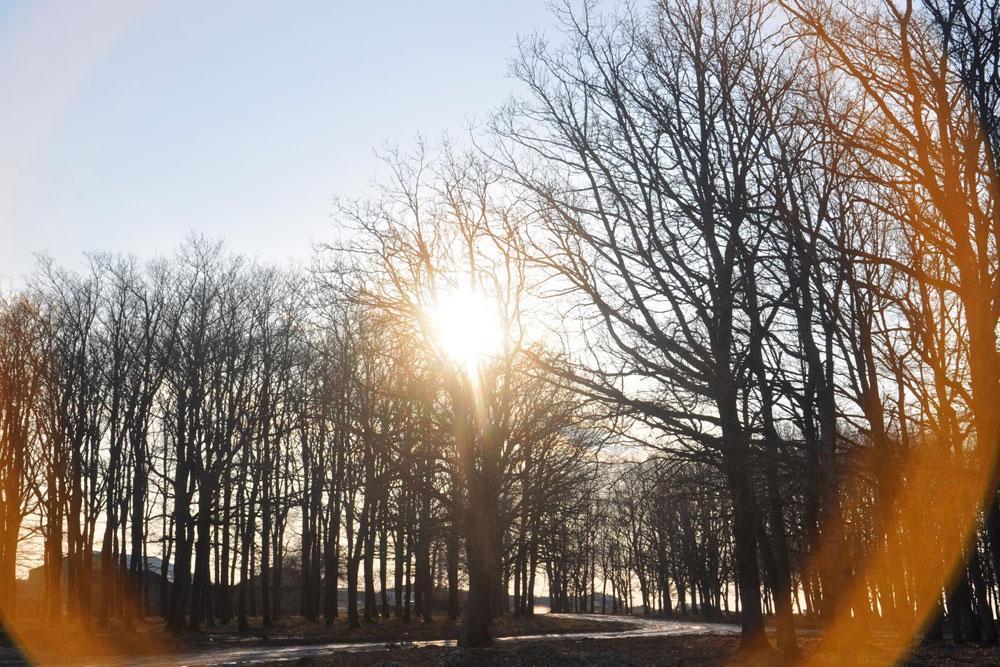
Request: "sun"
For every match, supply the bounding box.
[427,287,503,370]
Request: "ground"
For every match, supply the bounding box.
[0,612,630,665]
[3,613,1000,665]
[248,634,1000,666]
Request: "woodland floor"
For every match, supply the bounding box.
[3,614,1000,665]
[0,613,632,665]
[249,633,1000,666]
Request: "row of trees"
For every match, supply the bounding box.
[488,0,1000,656]
[1,0,998,657]
[0,233,604,644]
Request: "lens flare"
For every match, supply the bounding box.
[427,287,503,371]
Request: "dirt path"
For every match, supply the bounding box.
[118,614,740,666]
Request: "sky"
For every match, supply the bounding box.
[0,0,557,285]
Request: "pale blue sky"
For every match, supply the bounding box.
[0,0,557,283]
